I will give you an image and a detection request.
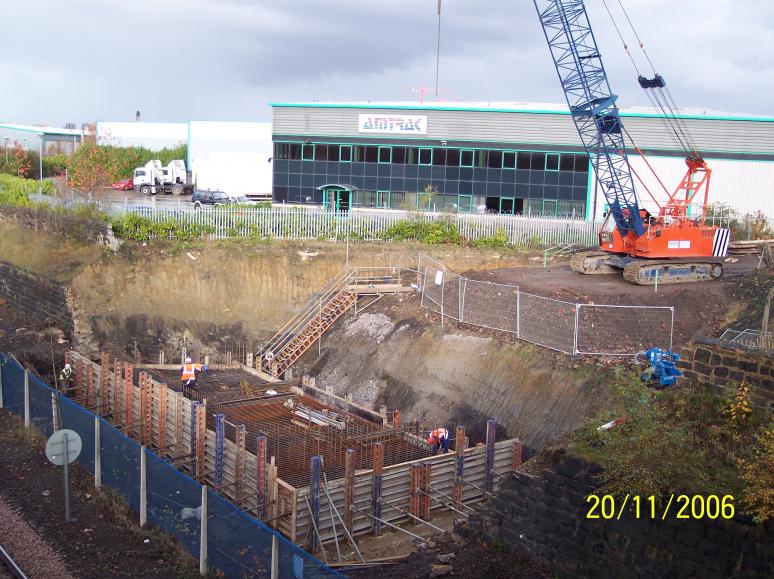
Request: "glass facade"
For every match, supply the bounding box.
[272,141,589,217]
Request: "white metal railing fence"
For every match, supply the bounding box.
[107,205,600,249]
[418,253,674,356]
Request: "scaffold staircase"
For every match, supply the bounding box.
[260,267,413,379]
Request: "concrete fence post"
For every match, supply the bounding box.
[270,535,279,579]
[199,485,208,576]
[23,368,30,429]
[573,304,580,355]
[140,446,147,527]
[94,417,102,489]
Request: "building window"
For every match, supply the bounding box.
[302,144,314,160]
[545,153,560,171]
[340,145,352,162]
[365,146,379,163]
[314,144,330,161]
[433,148,447,166]
[419,148,433,165]
[460,149,474,167]
[530,152,546,170]
[378,146,392,163]
[445,149,460,166]
[476,150,487,168]
[517,152,531,170]
[376,191,390,208]
[392,147,407,164]
[502,151,516,169]
[488,150,503,168]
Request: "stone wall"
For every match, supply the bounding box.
[678,336,774,409]
[466,456,772,578]
[0,205,119,248]
[0,261,72,334]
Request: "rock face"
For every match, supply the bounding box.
[310,301,611,451]
[467,457,774,578]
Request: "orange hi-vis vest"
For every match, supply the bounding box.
[181,363,202,382]
[430,428,449,442]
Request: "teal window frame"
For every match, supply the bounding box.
[378,146,392,164]
[542,199,558,216]
[502,150,517,169]
[302,143,315,161]
[418,148,433,165]
[376,190,390,208]
[460,149,475,167]
[340,144,352,162]
[499,197,516,214]
[545,153,560,171]
[457,194,473,213]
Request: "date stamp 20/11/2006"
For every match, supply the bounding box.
[585,494,735,521]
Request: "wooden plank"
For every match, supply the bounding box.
[99,353,110,416]
[124,362,134,432]
[158,383,168,454]
[453,425,465,506]
[372,442,384,537]
[113,359,122,424]
[235,425,246,507]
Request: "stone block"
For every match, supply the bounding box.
[694,347,712,364]
[738,359,759,373]
[693,362,712,376]
[710,353,723,366]
[728,370,743,382]
[713,366,729,378]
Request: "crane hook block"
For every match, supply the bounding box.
[638,74,666,89]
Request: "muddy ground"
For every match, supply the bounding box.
[0,410,198,578]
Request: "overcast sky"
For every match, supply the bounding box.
[1,0,771,126]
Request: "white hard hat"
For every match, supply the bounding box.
[185,357,192,363]
[64,363,71,370]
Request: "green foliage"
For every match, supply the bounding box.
[110,213,214,242]
[474,226,509,248]
[572,372,771,507]
[42,154,69,178]
[738,419,774,522]
[380,216,461,244]
[725,381,753,432]
[0,174,55,205]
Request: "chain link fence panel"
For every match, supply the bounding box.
[518,293,578,354]
[576,305,674,355]
[459,279,519,334]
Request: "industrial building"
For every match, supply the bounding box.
[270,102,774,219]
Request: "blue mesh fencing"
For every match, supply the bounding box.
[145,449,202,556]
[28,373,56,438]
[1,354,25,415]
[0,352,340,578]
[100,418,142,512]
[59,393,96,473]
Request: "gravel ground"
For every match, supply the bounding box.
[0,496,75,579]
[344,312,395,343]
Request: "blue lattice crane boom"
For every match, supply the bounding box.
[533,0,644,237]
[532,0,730,285]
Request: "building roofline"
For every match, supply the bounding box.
[268,102,774,124]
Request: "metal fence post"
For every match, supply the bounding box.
[23,368,30,429]
[485,419,496,494]
[516,287,521,339]
[440,269,445,326]
[214,414,225,489]
[140,446,147,527]
[670,306,675,350]
[199,485,208,576]
[459,276,463,323]
[420,266,428,309]
[94,417,102,489]
[0,360,4,409]
[574,304,580,355]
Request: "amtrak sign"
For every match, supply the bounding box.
[358,114,428,135]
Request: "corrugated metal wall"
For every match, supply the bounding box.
[96,121,187,150]
[272,105,774,156]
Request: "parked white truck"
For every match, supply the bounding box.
[133,159,194,196]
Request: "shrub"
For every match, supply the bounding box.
[0,174,55,205]
[110,213,214,241]
[473,226,509,248]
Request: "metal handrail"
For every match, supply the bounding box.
[260,270,356,367]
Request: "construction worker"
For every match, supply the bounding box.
[180,357,207,399]
[427,427,450,455]
[58,363,74,391]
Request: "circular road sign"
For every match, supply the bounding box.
[45,429,83,466]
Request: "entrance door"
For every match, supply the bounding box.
[323,188,351,212]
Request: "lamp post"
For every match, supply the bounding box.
[435,0,442,97]
[37,133,44,192]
